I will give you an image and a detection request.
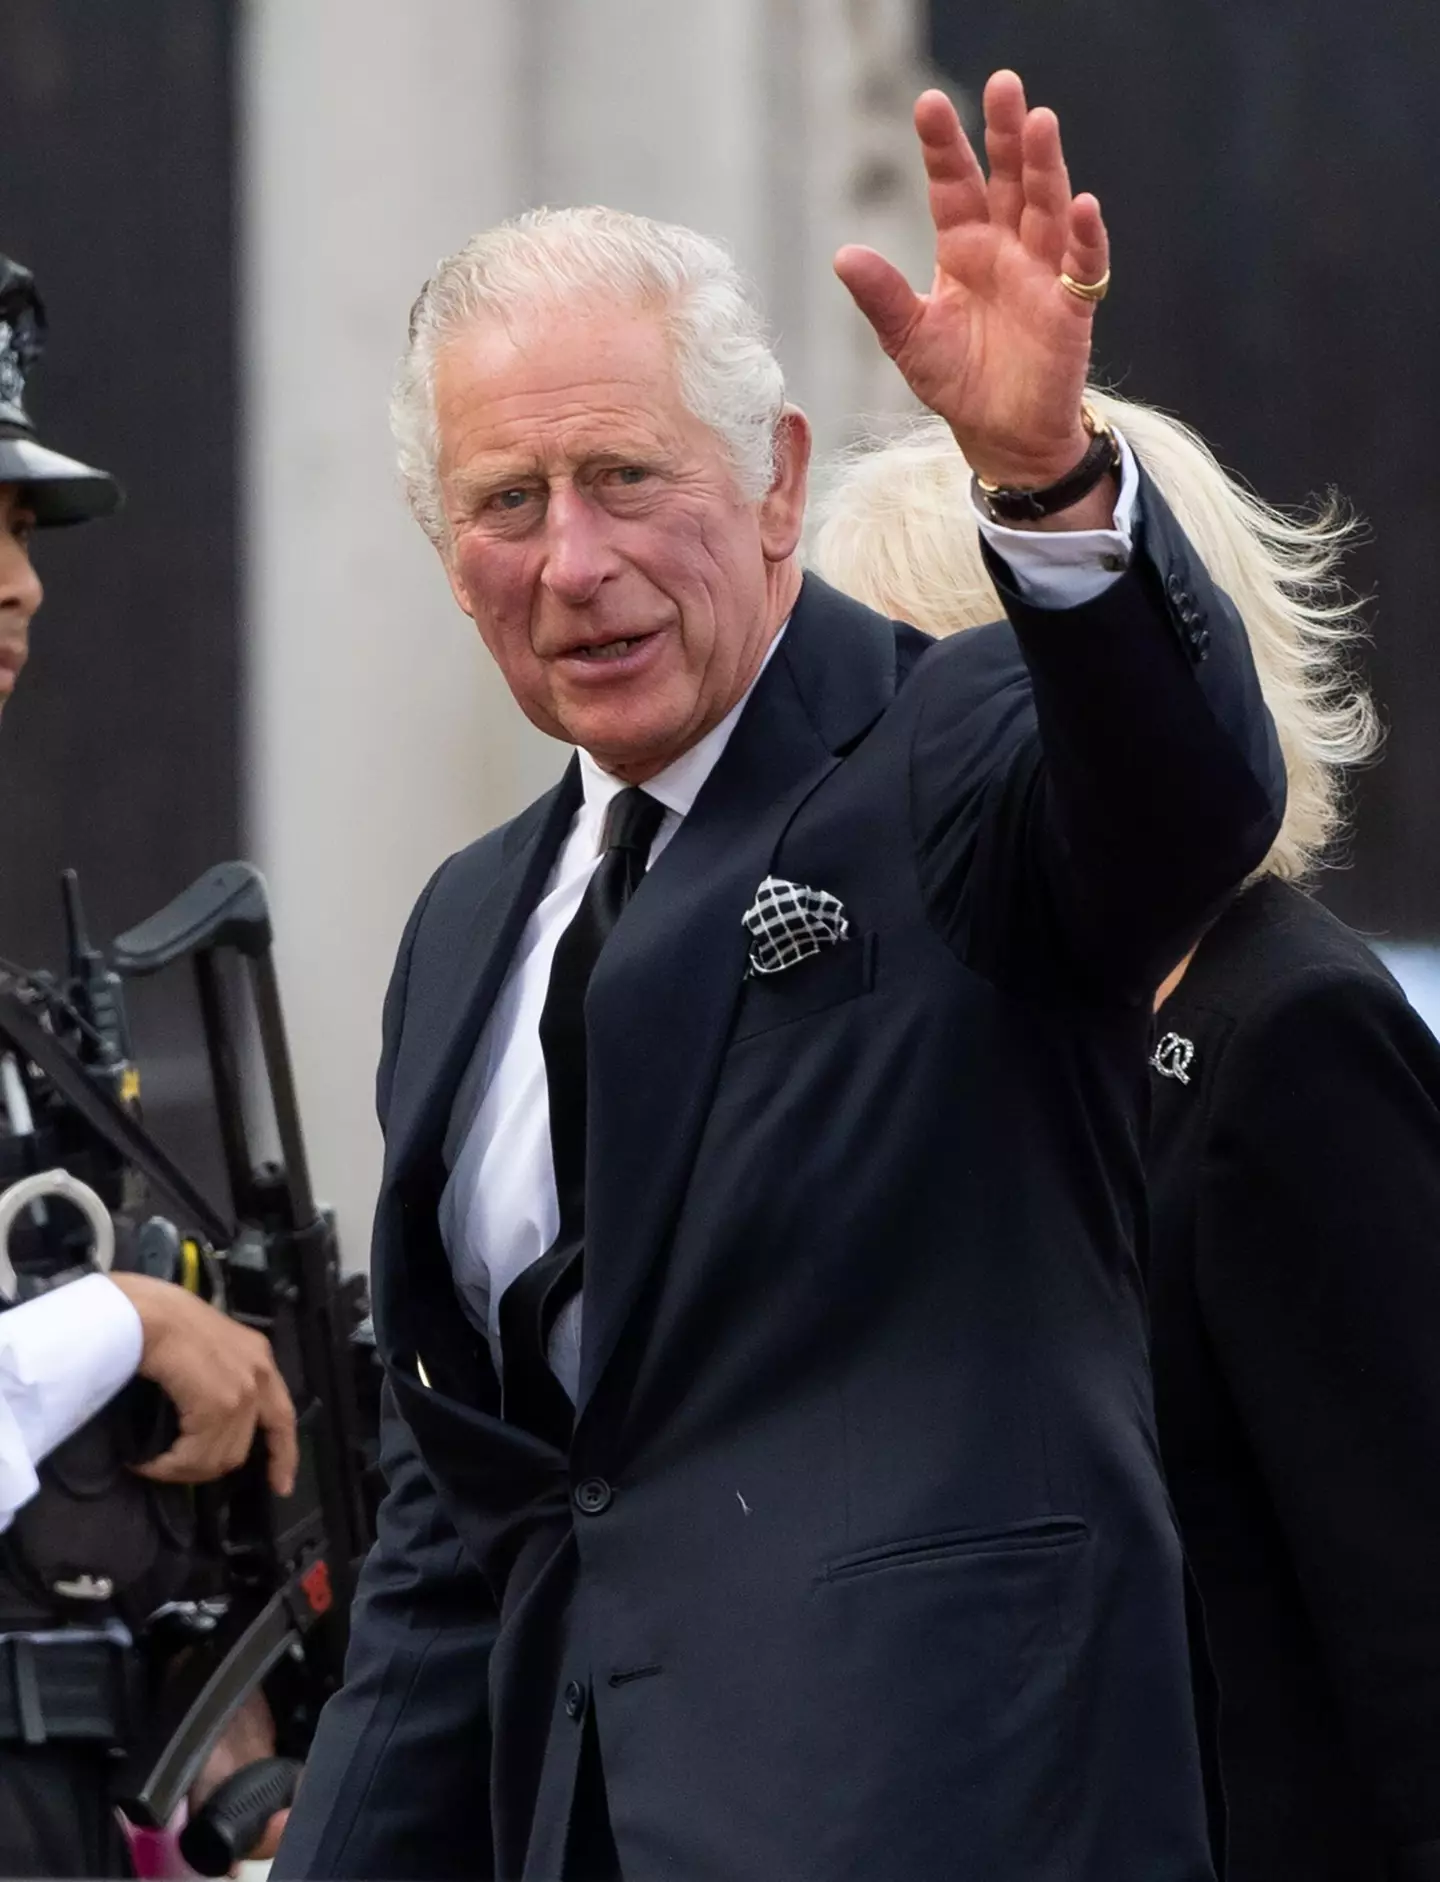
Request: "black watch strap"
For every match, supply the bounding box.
[975,417,1121,524]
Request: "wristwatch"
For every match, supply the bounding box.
[974,407,1121,525]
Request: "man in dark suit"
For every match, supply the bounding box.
[276,74,1284,1881]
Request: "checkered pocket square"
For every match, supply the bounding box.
[741,875,851,977]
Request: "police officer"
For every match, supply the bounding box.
[0,254,298,1879]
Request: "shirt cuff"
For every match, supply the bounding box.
[973,432,1140,610]
[0,1273,143,1531]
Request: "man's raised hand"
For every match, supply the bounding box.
[835,71,1110,492]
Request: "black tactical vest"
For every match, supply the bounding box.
[0,1340,195,1631]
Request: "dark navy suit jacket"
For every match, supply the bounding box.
[277,477,1284,1882]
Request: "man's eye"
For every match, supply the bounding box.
[608,467,649,486]
[489,488,534,513]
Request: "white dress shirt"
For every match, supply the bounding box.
[0,1272,143,1532]
[440,628,791,1399]
[439,443,1141,1404]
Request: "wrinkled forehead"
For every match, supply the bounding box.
[431,298,709,471]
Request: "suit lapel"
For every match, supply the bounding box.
[385,761,582,1179]
[577,577,902,1409]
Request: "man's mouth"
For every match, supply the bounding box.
[549,624,670,683]
[572,635,651,662]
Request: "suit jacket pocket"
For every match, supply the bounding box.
[822,1513,1088,1582]
[730,932,877,1043]
[812,1511,1091,1878]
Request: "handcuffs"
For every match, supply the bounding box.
[0,1167,115,1303]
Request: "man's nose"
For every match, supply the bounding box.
[0,539,42,623]
[540,488,620,605]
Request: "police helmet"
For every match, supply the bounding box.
[0,254,121,527]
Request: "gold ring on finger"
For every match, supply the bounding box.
[1060,267,1111,305]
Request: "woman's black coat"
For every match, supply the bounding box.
[1150,877,1440,1882]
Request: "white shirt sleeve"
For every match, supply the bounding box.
[0,1273,144,1532]
[972,432,1140,611]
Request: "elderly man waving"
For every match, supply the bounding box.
[278,75,1282,1882]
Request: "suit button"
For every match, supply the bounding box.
[574,1477,613,1515]
[1193,626,1211,659]
[563,1680,585,1721]
[1166,572,1186,604]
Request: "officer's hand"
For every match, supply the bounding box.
[106,1273,299,1495]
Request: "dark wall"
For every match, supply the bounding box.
[0,0,239,1186]
[929,0,1437,937]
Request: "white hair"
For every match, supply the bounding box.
[391,206,787,548]
[808,388,1379,884]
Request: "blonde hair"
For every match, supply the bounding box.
[808,389,1379,882]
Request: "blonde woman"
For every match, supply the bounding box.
[812,395,1440,1882]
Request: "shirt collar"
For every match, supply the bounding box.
[577,618,788,832]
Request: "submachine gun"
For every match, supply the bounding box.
[0,862,380,1872]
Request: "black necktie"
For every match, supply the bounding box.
[498,786,666,1442]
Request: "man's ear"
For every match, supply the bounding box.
[759,407,812,563]
[440,542,475,620]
